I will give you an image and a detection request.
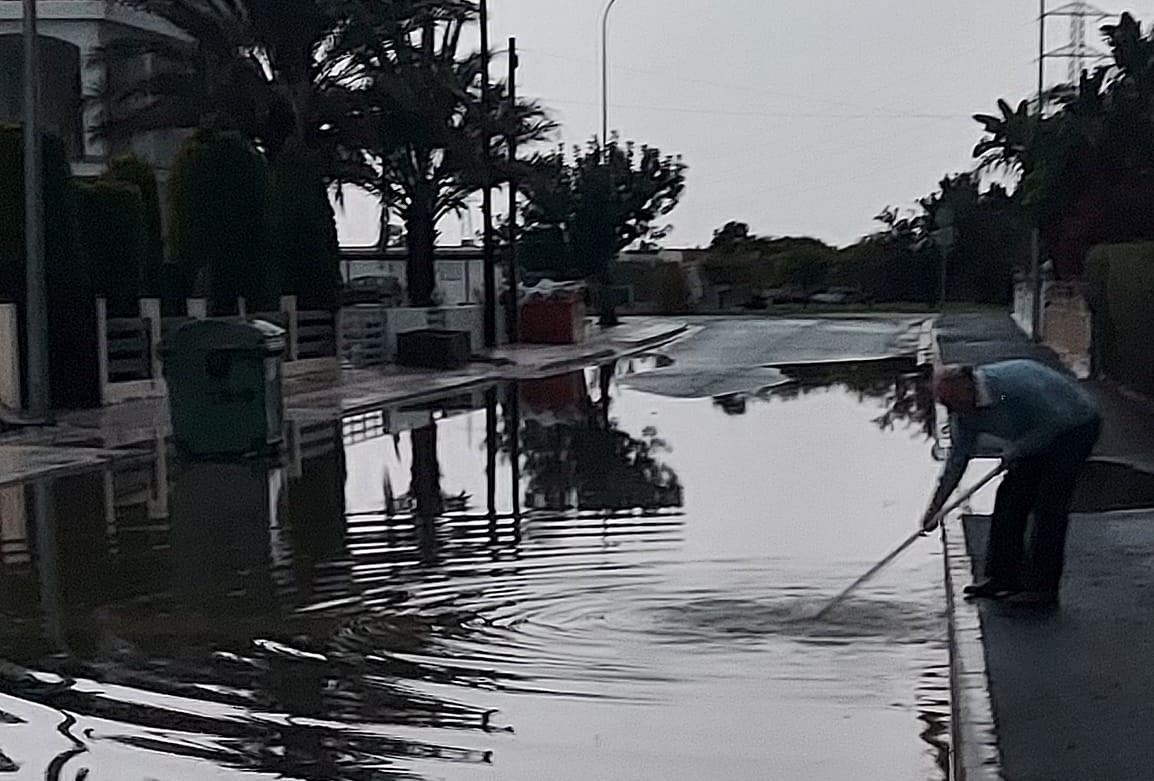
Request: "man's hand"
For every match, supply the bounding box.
[921,506,942,534]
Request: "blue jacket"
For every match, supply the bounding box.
[928,359,1100,515]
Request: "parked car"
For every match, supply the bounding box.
[761,286,809,305]
[342,276,403,305]
[809,287,864,305]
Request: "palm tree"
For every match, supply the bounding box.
[971,13,1154,278]
[346,7,553,307]
[100,0,387,174]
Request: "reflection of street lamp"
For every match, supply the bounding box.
[601,0,621,145]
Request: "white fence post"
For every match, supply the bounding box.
[186,298,208,319]
[96,298,110,405]
[0,303,21,411]
[149,429,169,520]
[280,295,299,361]
[139,298,163,381]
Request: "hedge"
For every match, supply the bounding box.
[0,124,101,408]
[268,159,339,310]
[1085,242,1154,396]
[168,128,273,315]
[75,178,146,317]
[103,155,165,297]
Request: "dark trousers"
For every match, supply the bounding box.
[984,418,1102,592]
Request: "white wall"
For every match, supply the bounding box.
[0,303,20,410]
[344,259,486,306]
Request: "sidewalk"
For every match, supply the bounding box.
[936,311,1154,781]
[0,317,689,487]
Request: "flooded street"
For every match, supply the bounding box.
[0,320,955,780]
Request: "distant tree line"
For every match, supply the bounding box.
[704,12,1154,308]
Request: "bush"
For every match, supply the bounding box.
[169,128,272,315]
[75,179,146,316]
[1086,242,1154,395]
[269,159,340,310]
[103,155,165,297]
[0,124,100,408]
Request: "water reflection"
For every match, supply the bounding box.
[518,368,684,513]
[0,361,960,781]
[712,358,935,439]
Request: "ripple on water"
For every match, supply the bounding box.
[650,592,947,647]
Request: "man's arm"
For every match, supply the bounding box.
[922,417,977,530]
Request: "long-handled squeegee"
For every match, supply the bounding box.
[813,464,1005,621]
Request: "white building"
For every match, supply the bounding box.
[0,0,188,178]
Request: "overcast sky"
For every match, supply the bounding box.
[335,1,1154,250]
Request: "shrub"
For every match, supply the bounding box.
[0,124,100,408]
[103,155,165,297]
[75,179,146,316]
[269,159,340,310]
[168,128,272,315]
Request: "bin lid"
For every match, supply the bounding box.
[251,319,286,352]
[161,318,284,355]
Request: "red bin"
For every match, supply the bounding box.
[518,298,587,344]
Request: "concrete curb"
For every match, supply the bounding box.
[533,323,691,374]
[269,322,695,425]
[942,521,1003,781]
[926,316,1004,781]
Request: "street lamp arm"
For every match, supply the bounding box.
[601,0,621,146]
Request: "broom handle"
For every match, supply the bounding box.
[814,464,1004,620]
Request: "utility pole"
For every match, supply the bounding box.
[1029,1,1112,342]
[1045,1,1112,83]
[23,0,49,417]
[480,0,497,349]
[506,37,519,345]
[1031,0,1046,343]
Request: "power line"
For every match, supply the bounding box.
[522,24,1039,123]
[538,95,969,122]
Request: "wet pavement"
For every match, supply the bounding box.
[0,316,960,781]
[621,315,926,399]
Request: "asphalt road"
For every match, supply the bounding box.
[620,315,928,398]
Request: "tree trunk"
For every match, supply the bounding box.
[411,421,443,520]
[596,268,619,327]
[405,210,436,307]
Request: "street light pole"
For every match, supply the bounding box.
[23,0,49,418]
[601,0,620,145]
[480,0,497,349]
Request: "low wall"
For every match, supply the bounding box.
[1086,242,1154,397]
[1011,278,1092,379]
[340,305,485,367]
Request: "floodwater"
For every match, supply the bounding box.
[0,359,954,780]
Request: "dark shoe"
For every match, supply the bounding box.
[1002,590,1059,608]
[963,579,1020,600]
